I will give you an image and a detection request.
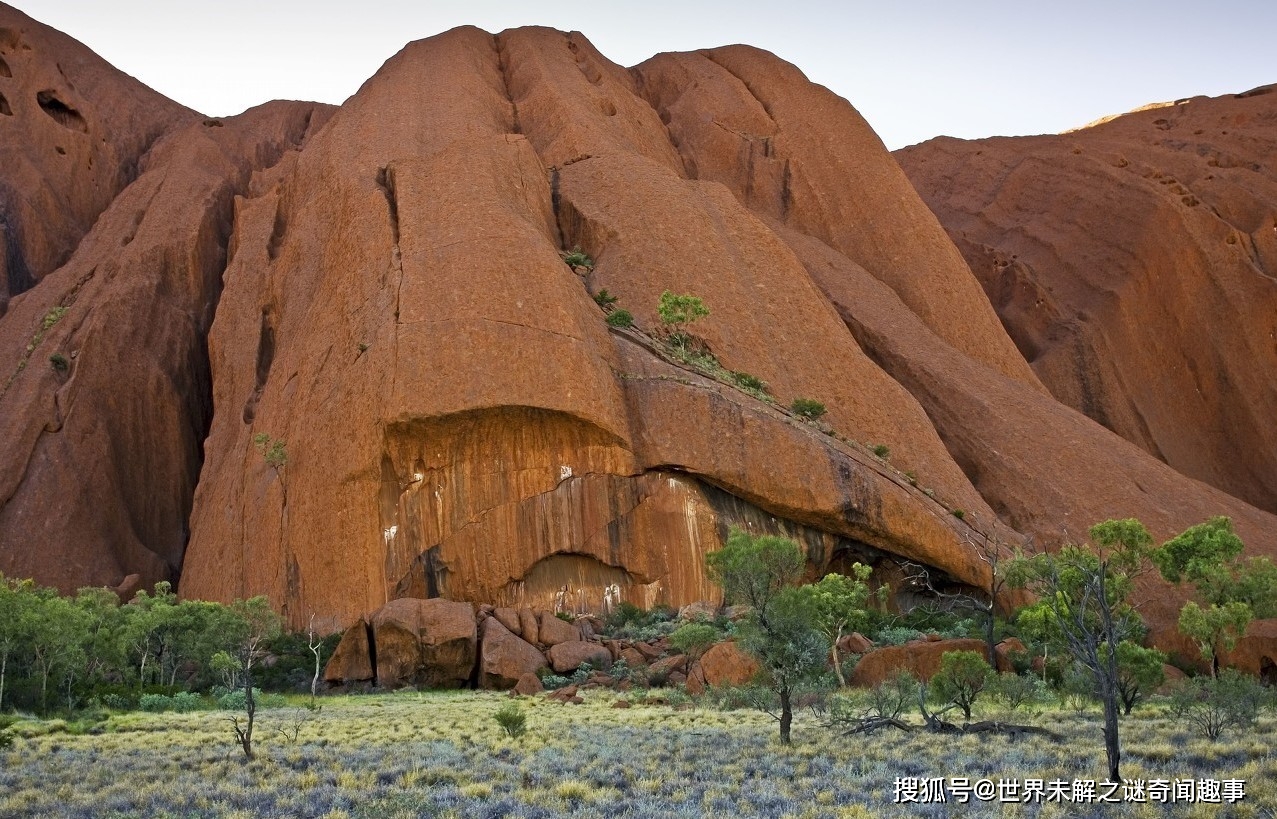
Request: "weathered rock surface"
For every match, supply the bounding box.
[0,92,329,595]
[547,640,612,674]
[370,598,476,689]
[323,619,373,684]
[849,638,1000,687]
[537,612,580,647]
[2,13,1275,667]
[898,88,1277,514]
[695,641,761,688]
[0,4,197,315]
[478,616,546,689]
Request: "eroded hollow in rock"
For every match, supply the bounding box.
[0,91,10,116]
[36,89,87,132]
[0,55,11,78]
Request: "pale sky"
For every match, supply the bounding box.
[16,0,1277,149]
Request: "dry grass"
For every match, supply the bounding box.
[0,690,1272,817]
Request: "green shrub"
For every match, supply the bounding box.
[1170,668,1269,740]
[139,694,173,713]
[869,670,917,719]
[562,247,593,270]
[101,693,131,710]
[951,509,966,521]
[729,371,766,392]
[991,672,1045,712]
[493,701,527,738]
[605,309,634,328]
[49,353,69,372]
[171,692,203,713]
[217,688,265,711]
[871,444,889,459]
[930,650,992,721]
[252,433,287,469]
[790,398,826,420]
[593,289,619,308]
[536,671,571,690]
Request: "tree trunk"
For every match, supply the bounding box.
[779,686,793,745]
[831,627,846,687]
[985,609,997,669]
[1102,687,1121,781]
[0,650,6,711]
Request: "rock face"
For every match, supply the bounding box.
[849,638,1001,687]
[2,13,1276,661]
[0,5,196,315]
[898,88,1277,514]
[478,616,547,689]
[370,598,476,689]
[0,6,330,597]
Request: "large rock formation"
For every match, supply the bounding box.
[898,87,1277,514]
[2,9,1275,658]
[0,2,330,593]
[0,4,195,315]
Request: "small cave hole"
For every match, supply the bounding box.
[0,55,10,77]
[55,146,65,155]
[598,98,617,117]
[36,89,87,133]
[0,91,10,117]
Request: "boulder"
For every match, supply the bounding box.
[618,647,647,669]
[837,632,874,655]
[849,638,990,687]
[512,672,545,696]
[370,598,477,688]
[479,616,547,689]
[322,619,374,683]
[493,607,522,636]
[547,641,613,674]
[537,612,580,646]
[518,609,540,647]
[647,654,687,681]
[696,641,760,688]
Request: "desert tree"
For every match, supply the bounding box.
[1008,518,1154,782]
[930,649,992,721]
[223,597,283,760]
[806,567,876,687]
[656,291,709,353]
[707,529,830,744]
[1153,516,1277,677]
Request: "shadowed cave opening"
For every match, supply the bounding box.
[36,89,87,133]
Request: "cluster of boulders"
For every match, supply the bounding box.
[330,597,1193,701]
[321,597,765,694]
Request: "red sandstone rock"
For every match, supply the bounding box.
[493,608,522,636]
[518,609,540,647]
[849,638,992,687]
[995,638,1028,671]
[479,617,547,690]
[512,672,544,696]
[547,641,612,674]
[370,598,477,689]
[838,633,874,655]
[696,641,761,688]
[618,647,647,668]
[323,619,373,684]
[537,612,580,646]
[647,655,687,682]
[898,89,1277,514]
[1,13,1275,673]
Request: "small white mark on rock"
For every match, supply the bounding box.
[383,525,398,545]
[560,465,573,482]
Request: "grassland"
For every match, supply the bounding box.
[1,689,1274,818]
